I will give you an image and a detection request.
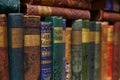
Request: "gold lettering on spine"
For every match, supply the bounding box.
[42,51,51,57]
[54,27,63,43]
[82,28,89,43]
[24,35,40,46]
[95,32,100,44]
[0,26,7,47]
[41,33,51,47]
[12,28,24,48]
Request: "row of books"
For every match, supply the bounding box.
[0,13,120,80]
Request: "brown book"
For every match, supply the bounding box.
[22,4,90,20]
[24,15,41,80]
[0,14,9,80]
[100,22,108,80]
[65,28,72,80]
[106,25,114,80]
[21,0,91,9]
[112,22,120,80]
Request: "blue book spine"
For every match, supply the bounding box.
[40,22,52,80]
[8,13,24,80]
[62,19,66,80]
[89,21,96,80]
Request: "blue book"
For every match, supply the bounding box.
[8,13,24,80]
[40,22,52,80]
[89,21,96,80]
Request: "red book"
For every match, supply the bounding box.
[112,22,120,80]
[106,25,114,80]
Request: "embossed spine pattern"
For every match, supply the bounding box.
[25,4,90,20]
[71,19,82,80]
[0,14,9,80]
[45,17,64,80]
[89,21,95,80]
[94,21,101,80]
[82,20,90,80]
[112,22,120,80]
[40,22,51,80]
[106,25,114,80]
[8,13,24,80]
[24,15,40,80]
[65,28,72,80]
[100,22,108,80]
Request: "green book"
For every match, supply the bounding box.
[71,19,82,80]
[45,16,64,80]
[82,20,90,80]
[94,21,101,80]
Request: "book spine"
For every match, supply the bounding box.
[62,19,66,80]
[112,22,120,80]
[0,14,9,80]
[21,0,90,9]
[40,22,51,80]
[71,19,82,80]
[24,15,40,80]
[94,21,101,80]
[82,20,90,80]
[65,28,72,80]
[89,21,95,80]
[8,13,24,80]
[45,17,64,80]
[106,25,114,80]
[25,4,90,20]
[100,22,108,80]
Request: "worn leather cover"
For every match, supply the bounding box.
[8,13,24,80]
[21,0,91,9]
[0,14,9,80]
[112,22,120,80]
[24,15,40,80]
[100,22,108,80]
[71,19,82,80]
[106,25,114,80]
[24,4,90,20]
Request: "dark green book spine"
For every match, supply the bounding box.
[24,15,40,80]
[89,21,95,80]
[8,13,24,80]
[45,17,64,80]
[82,20,90,80]
[71,19,82,80]
[94,21,101,80]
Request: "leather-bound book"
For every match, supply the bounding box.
[0,14,9,80]
[24,15,40,80]
[71,19,82,80]
[8,13,24,80]
[40,22,51,80]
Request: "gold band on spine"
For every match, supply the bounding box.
[24,35,40,46]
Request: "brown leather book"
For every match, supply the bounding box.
[24,15,41,80]
[0,14,9,80]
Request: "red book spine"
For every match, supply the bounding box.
[112,22,120,80]
[107,25,114,80]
